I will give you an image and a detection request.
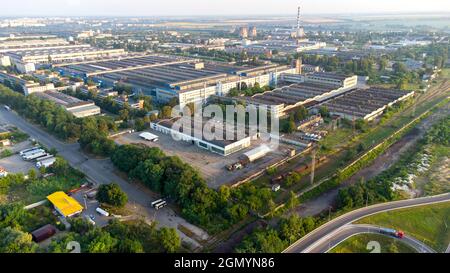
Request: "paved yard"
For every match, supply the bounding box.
[0,153,36,174]
[114,130,299,189]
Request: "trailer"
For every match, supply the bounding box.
[23,150,47,161]
[379,228,405,239]
[34,154,52,162]
[139,132,159,142]
[36,157,56,168]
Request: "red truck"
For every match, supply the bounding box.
[380,228,405,239]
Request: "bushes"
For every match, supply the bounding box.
[96,183,128,208]
[235,214,318,253]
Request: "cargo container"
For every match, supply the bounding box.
[36,157,56,168]
[31,224,57,243]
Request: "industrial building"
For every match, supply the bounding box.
[0,71,56,95]
[47,191,83,218]
[56,54,298,107]
[0,38,70,53]
[6,45,126,73]
[234,72,359,118]
[305,72,358,88]
[34,90,101,118]
[318,88,415,121]
[150,117,255,156]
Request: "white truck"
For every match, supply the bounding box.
[22,150,47,161]
[96,207,110,217]
[36,157,56,168]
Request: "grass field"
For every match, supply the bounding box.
[329,233,417,253]
[356,202,450,252]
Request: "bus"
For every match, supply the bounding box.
[151,199,164,208]
[19,147,41,156]
[96,207,110,217]
[154,200,167,210]
[23,150,47,161]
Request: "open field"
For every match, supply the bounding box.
[329,233,417,253]
[356,202,450,252]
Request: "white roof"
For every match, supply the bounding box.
[244,145,271,161]
[139,132,159,140]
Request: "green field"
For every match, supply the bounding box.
[329,233,417,253]
[356,202,450,252]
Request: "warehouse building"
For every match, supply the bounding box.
[7,45,126,73]
[0,38,70,53]
[56,54,298,107]
[317,88,414,121]
[150,117,255,156]
[305,72,358,88]
[235,80,357,118]
[34,90,101,118]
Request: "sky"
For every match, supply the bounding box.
[1,0,450,17]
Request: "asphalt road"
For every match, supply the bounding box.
[309,224,435,253]
[283,193,450,253]
[0,108,209,249]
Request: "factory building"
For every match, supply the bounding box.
[0,71,55,95]
[34,90,101,118]
[305,72,358,88]
[317,88,414,121]
[7,45,126,73]
[0,38,70,53]
[150,118,254,156]
[56,54,298,107]
[237,81,355,118]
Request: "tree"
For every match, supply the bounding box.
[158,227,181,253]
[0,203,28,229]
[319,106,330,118]
[0,227,38,253]
[96,183,128,208]
[294,106,308,122]
[287,191,299,211]
[161,106,172,119]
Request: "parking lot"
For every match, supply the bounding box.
[114,130,300,189]
[71,187,111,227]
[0,149,36,175]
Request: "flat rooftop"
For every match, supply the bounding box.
[322,88,414,118]
[156,117,252,148]
[307,72,350,81]
[246,82,338,106]
[34,90,92,108]
[56,55,189,75]
[7,45,121,59]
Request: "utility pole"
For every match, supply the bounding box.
[352,115,356,136]
[310,145,317,185]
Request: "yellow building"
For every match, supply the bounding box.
[47,191,83,218]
